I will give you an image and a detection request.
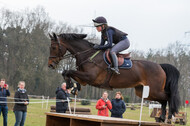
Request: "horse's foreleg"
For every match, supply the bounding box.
[62,70,95,85]
[63,76,74,89]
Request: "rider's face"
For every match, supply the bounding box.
[96,26,102,32]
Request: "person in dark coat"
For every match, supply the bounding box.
[0,78,10,126]
[92,16,130,74]
[13,81,29,126]
[110,92,126,118]
[56,83,70,113]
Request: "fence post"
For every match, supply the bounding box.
[46,96,49,110]
[67,97,72,114]
[42,95,44,109]
[74,95,77,114]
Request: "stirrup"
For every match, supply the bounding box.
[110,68,120,74]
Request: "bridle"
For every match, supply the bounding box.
[49,37,93,65]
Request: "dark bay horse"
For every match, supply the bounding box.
[48,33,180,122]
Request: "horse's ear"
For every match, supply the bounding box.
[81,34,87,38]
[52,32,57,41]
[49,33,53,39]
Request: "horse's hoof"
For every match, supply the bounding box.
[62,70,68,77]
[158,116,165,122]
[168,114,172,119]
[167,119,172,124]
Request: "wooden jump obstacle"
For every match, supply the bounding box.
[45,112,174,126]
[50,105,92,115]
[151,108,187,125]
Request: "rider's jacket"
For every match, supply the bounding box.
[99,26,128,50]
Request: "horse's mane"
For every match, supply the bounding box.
[58,33,87,40]
[58,33,94,47]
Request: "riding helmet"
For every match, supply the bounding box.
[92,16,107,27]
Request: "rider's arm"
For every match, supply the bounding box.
[98,29,114,49]
[100,37,105,45]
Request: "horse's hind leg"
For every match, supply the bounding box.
[167,100,173,124]
[158,101,167,122]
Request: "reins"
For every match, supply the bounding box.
[49,37,108,71]
[50,37,113,88]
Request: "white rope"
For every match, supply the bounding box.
[0,97,43,101]
[1,96,143,105]
[0,99,68,104]
[0,96,68,101]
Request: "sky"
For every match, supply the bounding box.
[0,0,190,51]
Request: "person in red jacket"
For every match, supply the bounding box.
[96,91,112,116]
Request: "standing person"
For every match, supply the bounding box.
[96,91,112,117]
[0,78,10,126]
[56,83,70,113]
[13,81,29,126]
[92,16,130,74]
[110,92,126,118]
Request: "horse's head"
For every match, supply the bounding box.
[48,33,67,69]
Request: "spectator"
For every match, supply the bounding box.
[0,78,10,126]
[56,83,70,113]
[13,81,29,126]
[110,91,126,118]
[96,91,112,116]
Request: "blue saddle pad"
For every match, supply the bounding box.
[103,53,132,69]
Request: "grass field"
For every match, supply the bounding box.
[0,100,189,126]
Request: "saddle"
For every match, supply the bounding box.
[105,50,131,66]
[103,50,132,69]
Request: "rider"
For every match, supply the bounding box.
[92,16,130,74]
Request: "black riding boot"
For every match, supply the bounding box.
[110,52,120,74]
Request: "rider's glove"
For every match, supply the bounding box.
[93,45,100,50]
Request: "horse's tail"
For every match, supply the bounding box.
[160,64,180,115]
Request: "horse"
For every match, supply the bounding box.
[48,33,180,122]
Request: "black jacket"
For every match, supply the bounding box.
[99,26,128,49]
[56,87,69,113]
[13,89,29,112]
[0,87,10,106]
[110,99,126,118]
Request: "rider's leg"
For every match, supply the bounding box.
[110,52,120,74]
[110,37,130,74]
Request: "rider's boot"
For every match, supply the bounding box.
[110,52,120,74]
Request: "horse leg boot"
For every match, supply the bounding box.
[110,52,120,74]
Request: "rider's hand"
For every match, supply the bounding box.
[93,45,100,50]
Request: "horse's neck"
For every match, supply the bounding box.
[65,40,94,60]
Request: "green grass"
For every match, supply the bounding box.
[0,100,189,126]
